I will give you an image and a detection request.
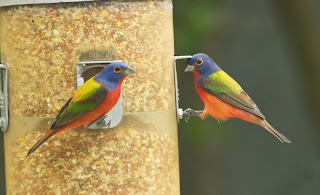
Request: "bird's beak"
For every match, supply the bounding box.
[123,67,136,75]
[184,65,195,72]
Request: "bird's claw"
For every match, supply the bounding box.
[183,108,203,122]
[184,109,192,122]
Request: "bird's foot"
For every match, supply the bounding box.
[183,108,203,122]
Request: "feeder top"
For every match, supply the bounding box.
[0,0,98,7]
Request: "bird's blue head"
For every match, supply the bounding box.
[185,53,221,77]
[94,62,135,90]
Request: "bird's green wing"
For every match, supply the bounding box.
[200,71,265,119]
[51,78,108,129]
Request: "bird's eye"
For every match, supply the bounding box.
[196,58,203,66]
[113,66,121,73]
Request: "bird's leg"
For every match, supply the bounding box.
[199,110,208,120]
[183,108,204,122]
[80,124,88,130]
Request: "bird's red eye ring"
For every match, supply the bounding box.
[196,58,203,66]
[113,66,121,73]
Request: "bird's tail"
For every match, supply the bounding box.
[258,119,291,143]
[26,129,56,157]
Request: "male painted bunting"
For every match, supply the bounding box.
[184,53,291,143]
[27,63,135,156]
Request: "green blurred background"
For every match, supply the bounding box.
[174,0,320,194]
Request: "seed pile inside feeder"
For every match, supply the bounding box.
[7,115,180,194]
[0,1,175,117]
[1,1,179,194]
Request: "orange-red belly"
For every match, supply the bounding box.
[196,85,235,121]
[56,88,121,133]
[195,84,258,124]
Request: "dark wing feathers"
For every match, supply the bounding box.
[55,98,72,120]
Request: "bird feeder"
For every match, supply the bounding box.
[0,0,181,194]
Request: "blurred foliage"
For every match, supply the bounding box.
[173,0,222,54]
[173,0,227,146]
[273,0,320,129]
[174,0,320,195]
[179,119,217,146]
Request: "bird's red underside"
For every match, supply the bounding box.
[55,88,121,134]
[193,71,259,125]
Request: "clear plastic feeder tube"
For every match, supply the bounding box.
[0,1,179,194]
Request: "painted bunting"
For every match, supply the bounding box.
[184,53,291,143]
[27,63,135,156]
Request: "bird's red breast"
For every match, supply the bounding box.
[193,71,258,124]
[54,87,121,134]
